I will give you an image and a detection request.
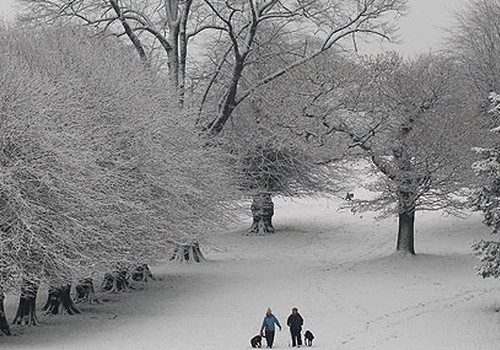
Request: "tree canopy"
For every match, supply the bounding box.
[0,23,237,292]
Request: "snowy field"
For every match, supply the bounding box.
[2,196,500,350]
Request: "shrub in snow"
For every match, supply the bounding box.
[472,92,500,278]
[472,240,500,278]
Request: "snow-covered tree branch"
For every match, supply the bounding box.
[0,23,238,327]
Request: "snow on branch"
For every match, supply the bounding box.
[0,24,239,292]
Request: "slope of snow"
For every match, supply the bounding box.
[2,197,500,349]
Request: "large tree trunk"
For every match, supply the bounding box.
[396,211,416,254]
[0,286,11,335]
[396,186,416,255]
[74,278,100,304]
[99,269,130,293]
[170,242,205,263]
[42,284,80,315]
[207,56,246,135]
[12,281,39,326]
[248,193,275,235]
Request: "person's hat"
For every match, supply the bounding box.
[292,307,298,311]
[266,307,272,313]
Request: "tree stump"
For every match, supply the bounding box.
[74,278,100,304]
[0,288,11,335]
[42,284,80,315]
[170,242,205,263]
[248,193,275,235]
[131,264,155,282]
[99,269,130,293]
[12,281,39,326]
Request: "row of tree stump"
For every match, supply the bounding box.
[0,264,156,336]
[0,209,273,337]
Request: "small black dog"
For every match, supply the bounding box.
[304,330,315,346]
[250,334,262,348]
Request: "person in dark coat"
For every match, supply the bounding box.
[260,307,282,349]
[287,307,304,347]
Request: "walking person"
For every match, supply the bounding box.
[260,307,282,349]
[287,307,304,347]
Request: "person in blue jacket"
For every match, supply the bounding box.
[260,307,282,349]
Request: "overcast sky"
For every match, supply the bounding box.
[388,0,468,54]
[0,0,468,55]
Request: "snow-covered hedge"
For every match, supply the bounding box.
[472,92,500,278]
[0,24,236,292]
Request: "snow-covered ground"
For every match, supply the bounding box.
[2,196,500,349]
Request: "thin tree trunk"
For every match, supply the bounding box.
[396,211,416,254]
[177,0,192,107]
[167,30,180,97]
[165,0,181,103]
[12,281,39,326]
[109,0,148,62]
[0,286,11,335]
[42,284,80,315]
[248,193,275,235]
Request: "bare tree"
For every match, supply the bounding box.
[285,52,478,254]
[20,0,406,124]
[228,132,338,235]
[197,0,407,135]
[449,0,500,93]
[212,37,345,235]
[18,0,218,106]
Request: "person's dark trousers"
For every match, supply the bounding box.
[265,331,275,348]
[291,329,302,347]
